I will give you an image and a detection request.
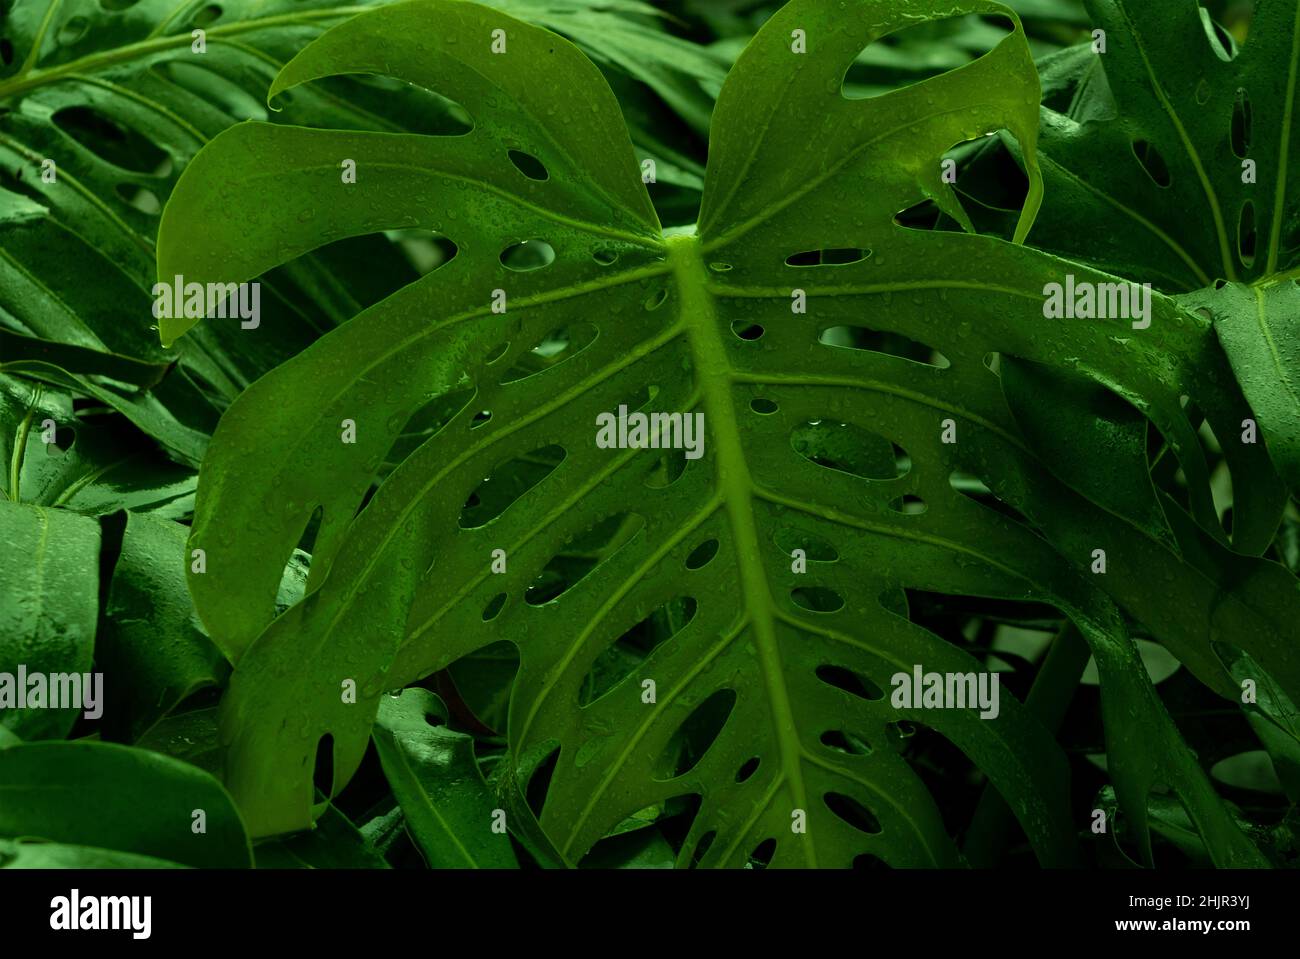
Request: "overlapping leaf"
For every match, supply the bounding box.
[0,739,251,867]
[1020,0,1300,495]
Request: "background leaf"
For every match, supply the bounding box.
[372,688,519,868]
[0,739,252,867]
[0,498,98,740]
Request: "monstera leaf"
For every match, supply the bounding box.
[158,0,1286,866]
[1020,0,1300,493]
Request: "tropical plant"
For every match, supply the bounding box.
[0,0,1296,871]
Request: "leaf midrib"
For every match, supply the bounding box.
[1252,285,1300,413]
[666,232,815,867]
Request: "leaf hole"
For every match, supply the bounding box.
[820,730,872,756]
[853,853,890,869]
[644,288,669,311]
[312,733,335,797]
[380,387,474,470]
[482,592,507,621]
[747,838,776,869]
[656,688,736,780]
[52,106,169,174]
[791,586,845,613]
[291,505,323,564]
[1237,199,1256,268]
[191,4,222,27]
[888,494,927,514]
[750,397,778,414]
[525,513,645,606]
[791,419,910,480]
[819,325,949,368]
[43,425,76,456]
[470,410,492,429]
[499,239,554,272]
[500,323,597,385]
[592,248,619,266]
[525,742,561,818]
[939,129,1030,228]
[1131,139,1171,188]
[736,757,760,782]
[460,444,565,529]
[1230,88,1252,157]
[1199,6,1239,61]
[385,229,459,276]
[892,197,966,233]
[887,720,917,740]
[57,16,90,44]
[824,791,882,834]
[507,149,548,181]
[948,471,1034,527]
[115,183,161,214]
[815,664,884,701]
[579,596,697,707]
[785,248,871,267]
[731,321,764,340]
[643,447,688,489]
[691,830,716,867]
[685,538,719,570]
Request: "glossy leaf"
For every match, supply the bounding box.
[0,739,252,867]
[0,837,186,869]
[372,688,518,868]
[1028,0,1300,289]
[1194,279,1300,495]
[98,511,227,742]
[0,499,98,740]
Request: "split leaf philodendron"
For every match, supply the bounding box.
[155,0,1298,866]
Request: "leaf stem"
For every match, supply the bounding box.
[9,389,40,503]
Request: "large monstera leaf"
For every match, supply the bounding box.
[159,0,1280,866]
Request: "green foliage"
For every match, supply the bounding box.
[372,689,519,867]
[0,0,1297,870]
[0,739,251,867]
